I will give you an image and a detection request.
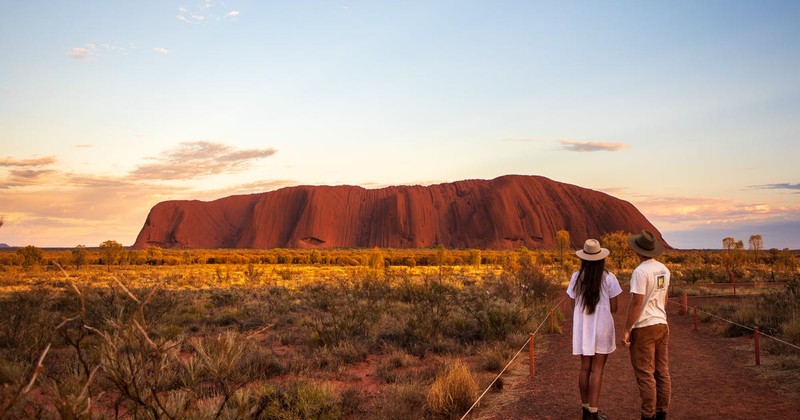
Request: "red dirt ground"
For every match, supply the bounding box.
[471,288,800,419]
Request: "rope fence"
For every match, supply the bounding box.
[459,297,565,420]
[459,287,797,419]
[668,293,800,364]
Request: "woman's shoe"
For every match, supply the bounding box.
[587,411,608,420]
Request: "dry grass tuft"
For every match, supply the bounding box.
[426,359,478,419]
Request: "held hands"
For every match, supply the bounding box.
[622,330,631,347]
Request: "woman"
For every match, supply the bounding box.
[566,239,622,420]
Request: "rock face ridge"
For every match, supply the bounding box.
[132,175,667,250]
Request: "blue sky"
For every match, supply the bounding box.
[1,1,799,249]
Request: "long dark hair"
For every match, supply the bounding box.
[575,258,607,315]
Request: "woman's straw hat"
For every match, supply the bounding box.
[576,239,610,261]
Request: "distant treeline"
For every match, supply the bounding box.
[1,242,797,272]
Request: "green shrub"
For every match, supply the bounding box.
[260,381,341,419]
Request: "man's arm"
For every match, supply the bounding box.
[622,293,645,346]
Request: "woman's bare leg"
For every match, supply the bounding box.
[579,356,593,404]
[588,353,609,407]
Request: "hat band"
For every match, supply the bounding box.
[636,237,656,251]
[584,248,601,255]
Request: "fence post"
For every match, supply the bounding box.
[693,306,698,331]
[733,282,737,296]
[679,292,688,315]
[549,310,556,333]
[754,326,761,366]
[529,333,535,376]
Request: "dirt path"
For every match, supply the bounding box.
[472,288,800,419]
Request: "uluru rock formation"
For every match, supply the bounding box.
[132,175,667,250]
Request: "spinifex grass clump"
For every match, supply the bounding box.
[426,359,478,419]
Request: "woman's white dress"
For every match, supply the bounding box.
[566,271,622,355]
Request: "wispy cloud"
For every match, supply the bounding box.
[0,156,57,167]
[67,43,135,61]
[630,194,800,235]
[750,183,800,191]
[178,1,240,24]
[130,141,277,180]
[68,44,96,61]
[560,140,628,152]
[0,140,284,246]
[153,47,170,54]
[0,169,58,189]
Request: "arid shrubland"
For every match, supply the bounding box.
[0,256,574,418]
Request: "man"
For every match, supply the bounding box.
[623,230,671,420]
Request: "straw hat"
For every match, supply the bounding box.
[627,229,664,258]
[576,239,610,261]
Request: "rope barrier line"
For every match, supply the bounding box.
[459,298,565,420]
[668,297,800,351]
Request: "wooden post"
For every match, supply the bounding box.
[549,310,556,333]
[529,333,535,376]
[733,282,736,296]
[754,327,761,366]
[693,306,698,331]
[679,292,688,315]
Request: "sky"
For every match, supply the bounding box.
[1,1,799,250]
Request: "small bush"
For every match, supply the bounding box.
[477,343,512,372]
[331,340,368,365]
[777,316,800,354]
[340,386,367,417]
[374,349,414,384]
[0,357,25,385]
[372,383,427,419]
[238,345,287,380]
[426,359,478,419]
[260,381,341,419]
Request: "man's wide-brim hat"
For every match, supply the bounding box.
[628,229,664,258]
[576,239,610,261]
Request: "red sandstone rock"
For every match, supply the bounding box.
[132,175,667,250]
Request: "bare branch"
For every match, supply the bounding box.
[245,323,274,339]
[133,319,157,350]
[111,276,141,304]
[23,343,51,394]
[55,315,81,330]
[84,325,105,337]
[78,366,100,401]
[142,282,163,307]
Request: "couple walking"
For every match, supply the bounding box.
[566,230,671,420]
